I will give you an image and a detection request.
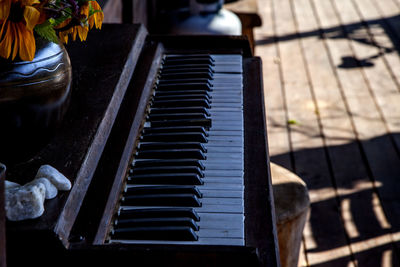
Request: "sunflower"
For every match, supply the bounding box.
[88,0,103,30]
[57,0,102,44]
[0,0,41,61]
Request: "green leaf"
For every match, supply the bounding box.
[35,22,59,43]
[287,119,299,125]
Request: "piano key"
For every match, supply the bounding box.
[125,185,203,198]
[165,54,214,61]
[163,57,214,66]
[156,83,212,92]
[161,67,214,75]
[122,194,202,207]
[200,183,243,190]
[131,166,204,177]
[109,238,244,246]
[128,173,204,185]
[118,207,201,221]
[202,178,242,184]
[140,132,208,143]
[148,113,210,121]
[152,99,211,109]
[159,72,213,80]
[132,159,205,170]
[138,142,207,153]
[111,226,198,241]
[149,118,212,128]
[199,189,242,198]
[194,229,243,238]
[155,90,211,97]
[115,217,200,231]
[124,204,243,214]
[136,149,206,160]
[158,78,212,87]
[153,94,211,102]
[150,107,210,116]
[203,170,243,177]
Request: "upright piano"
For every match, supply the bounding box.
[5,24,279,266]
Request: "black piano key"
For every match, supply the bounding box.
[149,118,212,128]
[136,149,206,160]
[112,226,198,241]
[155,90,211,97]
[138,142,207,153]
[115,217,200,231]
[140,132,208,143]
[151,99,211,109]
[125,185,203,198]
[159,72,213,80]
[163,57,214,66]
[164,54,214,61]
[161,67,214,75]
[156,83,212,91]
[158,78,212,87]
[128,173,204,185]
[118,207,200,221]
[149,107,210,117]
[148,113,210,121]
[153,94,211,102]
[130,165,204,177]
[122,193,202,207]
[142,126,208,136]
[132,159,205,170]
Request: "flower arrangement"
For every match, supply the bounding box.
[0,0,103,61]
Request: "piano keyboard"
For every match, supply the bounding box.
[109,54,244,246]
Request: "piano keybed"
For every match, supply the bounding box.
[109,54,245,246]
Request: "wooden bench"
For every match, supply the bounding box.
[224,0,262,53]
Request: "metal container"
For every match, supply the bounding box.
[0,38,72,164]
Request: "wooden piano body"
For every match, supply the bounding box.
[5,24,279,266]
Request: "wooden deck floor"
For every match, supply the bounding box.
[255,0,400,266]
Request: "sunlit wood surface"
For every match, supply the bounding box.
[255,0,400,266]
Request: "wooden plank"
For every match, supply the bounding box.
[356,0,400,90]
[313,0,400,265]
[255,0,293,170]
[354,0,400,161]
[270,0,355,266]
[293,0,400,265]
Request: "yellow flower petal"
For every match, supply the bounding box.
[11,23,18,60]
[17,23,35,61]
[0,0,11,20]
[0,21,12,59]
[88,1,103,29]
[23,6,40,31]
[78,25,88,41]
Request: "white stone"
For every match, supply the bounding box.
[28,178,58,199]
[5,183,46,221]
[5,180,20,189]
[35,165,71,191]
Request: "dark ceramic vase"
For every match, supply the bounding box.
[0,37,72,164]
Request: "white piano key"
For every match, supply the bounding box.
[201,182,243,190]
[200,190,243,198]
[204,170,243,177]
[109,238,244,246]
[197,213,244,229]
[201,198,243,207]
